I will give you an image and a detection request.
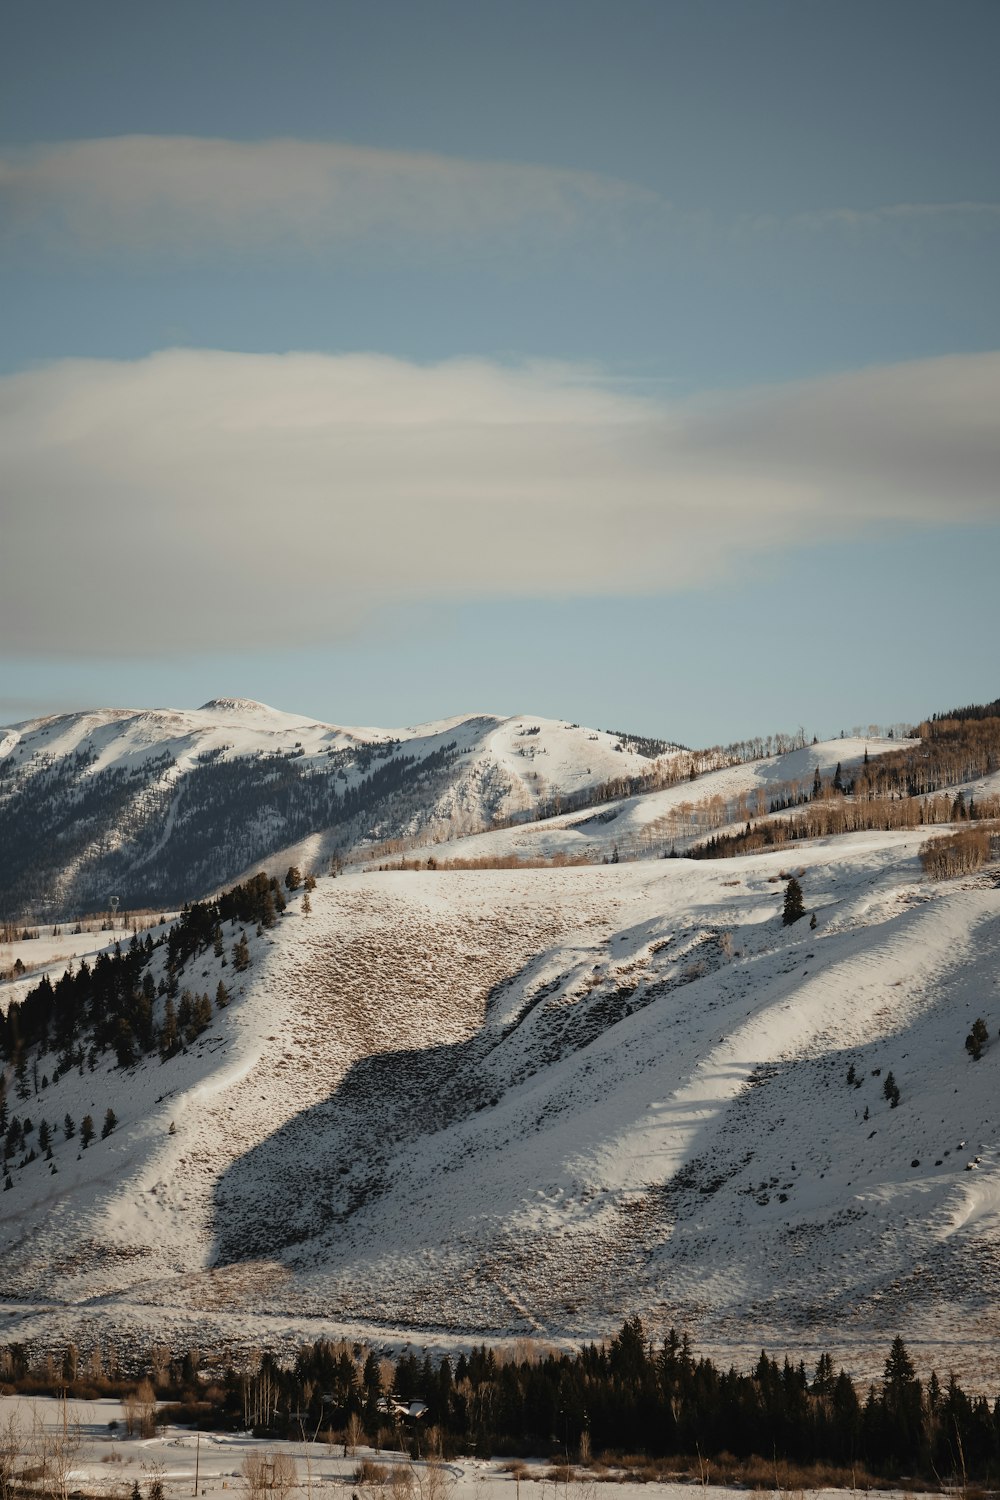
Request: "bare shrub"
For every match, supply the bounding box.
[389,1465,414,1500]
[241,1451,297,1500]
[1,1411,23,1500]
[414,1460,454,1500]
[920,825,992,879]
[345,1412,366,1457]
[545,1466,575,1485]
[123,1379,158,1439]
[29,1408,80,1500]
[355,1459,390,1491]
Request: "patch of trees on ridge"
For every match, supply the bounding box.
[693,706,1000,863]
[604,730,686,759]
[0,870,287,1073]
[932,695,1000,723]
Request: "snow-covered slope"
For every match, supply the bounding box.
[2,832,998,1379]
[0,701,682,917]
[382,736,912,866]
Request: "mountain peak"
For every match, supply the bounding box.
[198,696,272,714]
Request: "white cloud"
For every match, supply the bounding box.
[1,348,997,658]
[0,136,654,259]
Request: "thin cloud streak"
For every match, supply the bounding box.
[0,136,657,259]
[2,349,997,659]
[2,136,996,264]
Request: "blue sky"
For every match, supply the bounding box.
[2,0,998,743]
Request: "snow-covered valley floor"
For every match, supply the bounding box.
[2,830,1000,1388]
[0,1395,953,1500]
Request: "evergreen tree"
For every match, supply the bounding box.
[215,980,230,1010]
[114,1017,136,1069]
[64,1112,75,1140]
[232,932,251,973]
[965,1017,989,1060]
[883,1071,901,1107]
[285,865,302,892]
[102,1107,117,1139]
[881,1335,924,1465]
[159,996,178,1058]
[783,876,805,925]
[80,1114,94,1148]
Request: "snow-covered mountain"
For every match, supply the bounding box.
[2,697,999,1379]
[0,699,683,919]
[2,827,999,1381]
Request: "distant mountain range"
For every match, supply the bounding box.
[0,698,683,919]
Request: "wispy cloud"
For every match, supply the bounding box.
[0,136,656,260]
[2,349,997,658]
[2,136,998,266]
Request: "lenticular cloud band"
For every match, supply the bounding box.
[1,347,997,657]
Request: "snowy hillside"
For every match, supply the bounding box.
[0,700,683,918]
[2,832,999,1379]
[385,736,913,867]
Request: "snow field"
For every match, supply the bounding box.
[1,825,998,1386]
[0,1395,948,1500]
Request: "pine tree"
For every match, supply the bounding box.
[883,1071,901,1107]
[115,1017,136,1069]
[783,876,805,925]
[159,996,178,1058]
[302,890,312,915]
[285,865,302,892]
[882,1334,923,1450]
[64,1112,75,1140]
[80,1114,94,1148]
[215,980,230,1010]
[232,932,251,973]
[102,1107,117,1139]
[965,1017,989,1060]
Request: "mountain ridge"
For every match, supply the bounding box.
[0,701,685,919]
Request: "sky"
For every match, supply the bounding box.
[1,0,998,747]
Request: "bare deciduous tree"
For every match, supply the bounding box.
[241,1450,297,1500]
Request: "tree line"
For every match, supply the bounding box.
[3,1323,1000,1484]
